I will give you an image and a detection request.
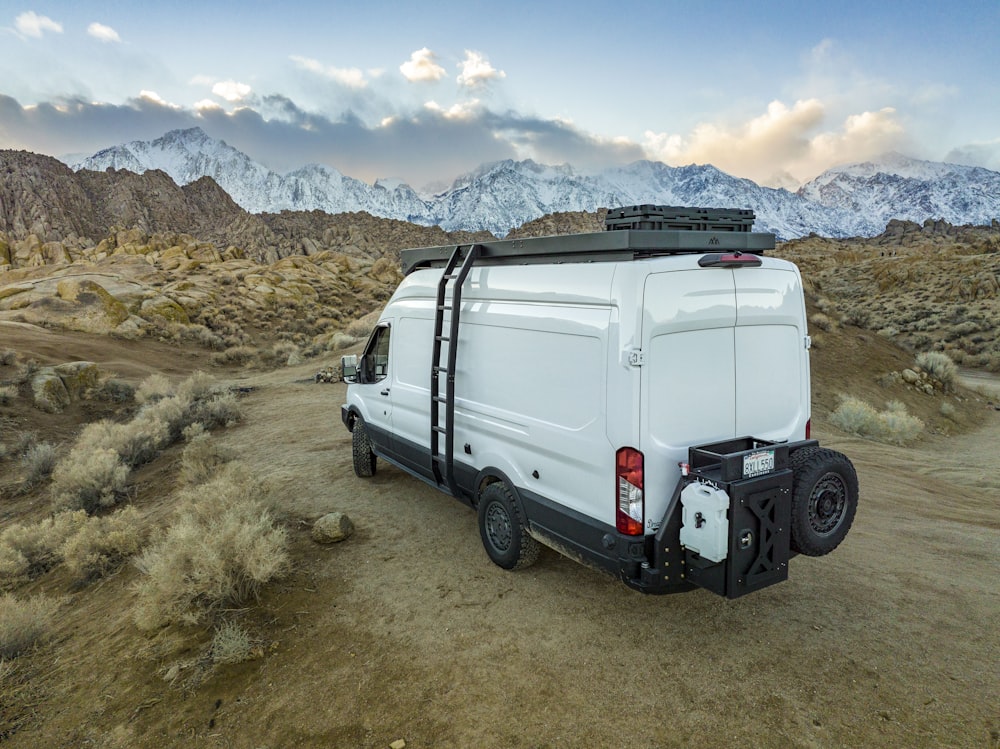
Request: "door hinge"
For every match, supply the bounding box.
[804,335,812,350]
[626,349,645,367]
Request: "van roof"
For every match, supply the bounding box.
[400,228,777,276]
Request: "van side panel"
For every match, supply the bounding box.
[455,303,612,523]
[383,289,615,526]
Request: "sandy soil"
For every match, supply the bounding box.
[1,327,998,749]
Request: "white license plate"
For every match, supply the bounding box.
[743,450,775,478]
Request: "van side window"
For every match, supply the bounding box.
[360,324,390,383]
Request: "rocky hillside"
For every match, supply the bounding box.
[775,219,1000,370]
[0,150,274,256]
[0,150,493,267]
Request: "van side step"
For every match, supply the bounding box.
[430,243,481,495]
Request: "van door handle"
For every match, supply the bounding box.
[380,388,390,396]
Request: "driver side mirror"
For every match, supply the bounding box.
[341,355,358,383]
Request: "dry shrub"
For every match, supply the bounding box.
[0,511,87,589]
[133,465,289,630]
[269,341,303,367]
[830,395,924,445]
[135,373,173,404]
[61,506,145,582]
[49,373,237,513]
[81,416,170,468]
[212,346,257,366]
[809,312,834,332]
[346,310,380,338]
[0,385,17,406]
[189,391,243,430]
[915,351,958,389]
[94,378,135,404]
[50,447,130,513]
[10,431,37,458]
[210,620,256,664]
[176,371,218,403]
[940,401,957,420]
[0,349,17,366]
[21,442,58,488]
[179,425,234,486]
[326,332,358,351]
[0,594,61,659]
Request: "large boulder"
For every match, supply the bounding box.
[311,512,355,544]
[54,278,131,333]
[53,361,101,400]
[31,367,71,413]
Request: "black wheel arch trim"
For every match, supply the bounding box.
[341,404,357,431]
[472,467,526,514]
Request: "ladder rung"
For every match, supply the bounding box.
[435,335,450,342]
[432,426,447,434]
[433,366,449,373]
[433,395,447,403]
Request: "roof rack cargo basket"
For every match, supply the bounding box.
[400,206,774,275]
[605,205,755,233]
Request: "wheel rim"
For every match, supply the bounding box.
[484,502,513,553]
[808,472,848,536]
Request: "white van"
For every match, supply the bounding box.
[341,206,858,598]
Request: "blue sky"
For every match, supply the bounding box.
[0,0,996,190]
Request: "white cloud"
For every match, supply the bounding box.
[456,50,505,88]
[424,99,481,121]
[643,99,907,186]
[400,47,446,83]
[212,80,252,102]
[15,11,62,38]
[138,90,180,109]
[194,99,223,112]
[189,74,215,87]
[290,55,367,89]
[945,139,1000,170]
[87,22,120,43]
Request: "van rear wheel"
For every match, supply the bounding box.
[789,447,858,556]
[351,418,377,477]
[477,482,539,570]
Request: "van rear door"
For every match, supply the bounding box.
[733,266,809,440]
[641,267,738,455]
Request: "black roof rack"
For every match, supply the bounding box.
[401,208,775,275]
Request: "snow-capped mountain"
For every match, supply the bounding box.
[74,128,1000,239]
[76,128,432,221]
[798,152,1000,229]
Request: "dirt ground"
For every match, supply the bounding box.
[1,323,998,749]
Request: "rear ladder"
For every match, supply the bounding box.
[430,244,481,494]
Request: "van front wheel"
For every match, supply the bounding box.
[351,418,377,477]
[477,482,539,570]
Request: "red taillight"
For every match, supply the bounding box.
[616,447,644,536]
[697,252,763,268]
[805,419,811,439]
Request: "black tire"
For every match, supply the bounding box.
[477,482,540,570]
[351,418,377,478]
[789,447,858,556]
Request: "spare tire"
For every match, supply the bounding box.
[789,447,858,556]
